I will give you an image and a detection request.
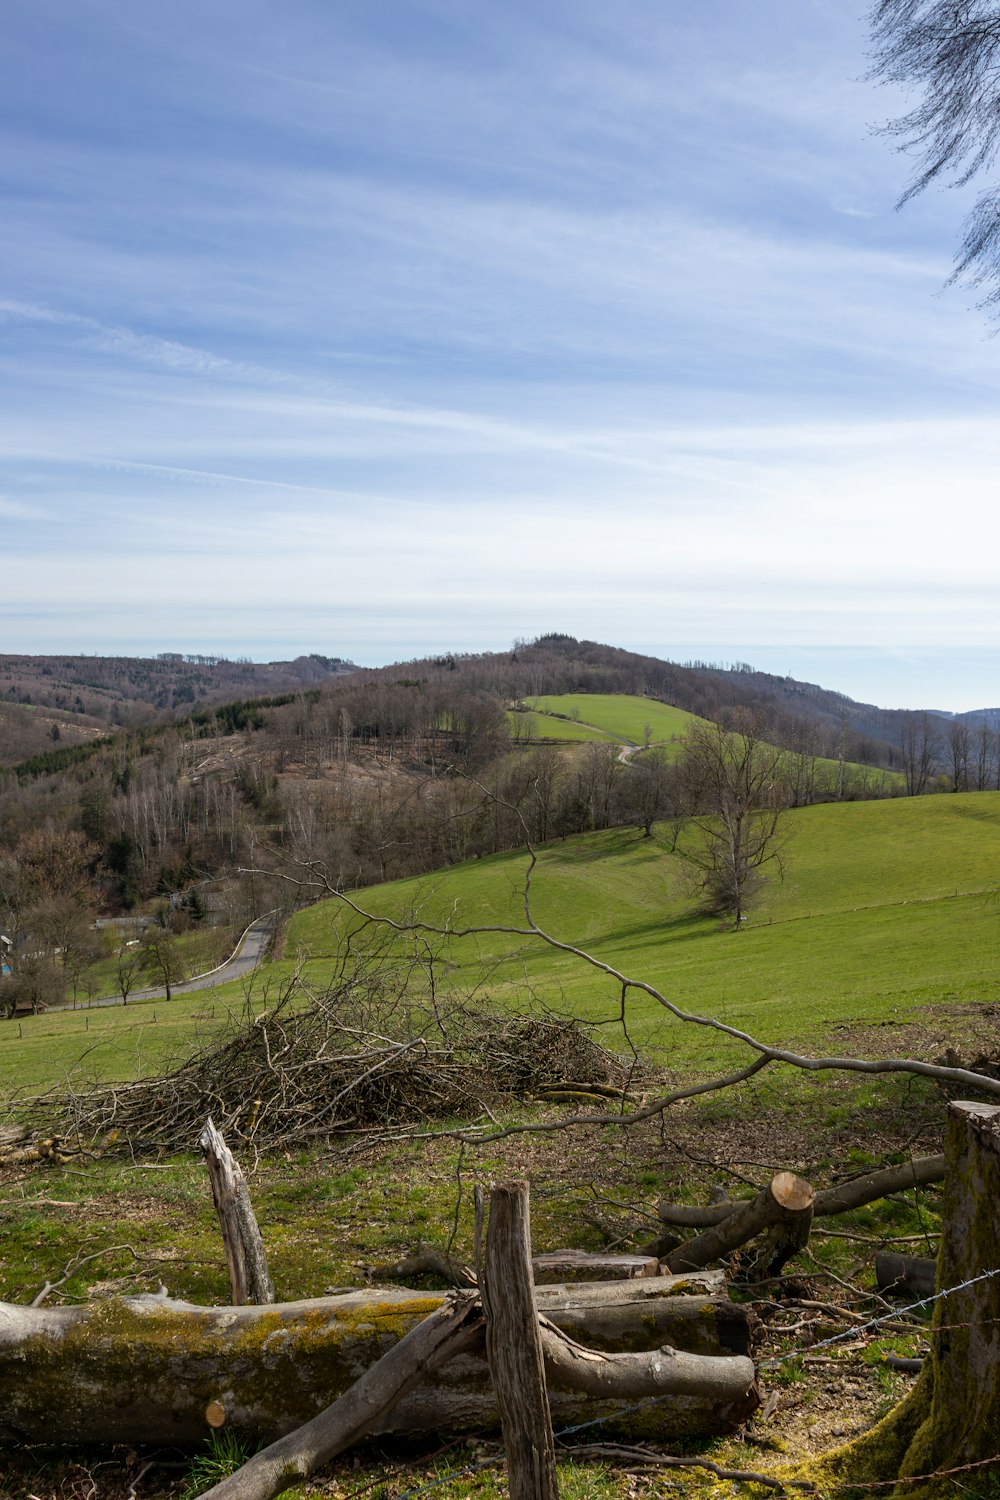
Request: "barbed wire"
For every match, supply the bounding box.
[761,1263,1000,1367]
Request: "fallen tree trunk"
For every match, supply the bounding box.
[657,1155,945,1231]
[0,1279,756,1446]
[664,1173,814,1273]
[538,1316,757,1406]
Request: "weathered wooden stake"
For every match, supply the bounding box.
[478,1180,559,1500]
[199,1116,274,1306]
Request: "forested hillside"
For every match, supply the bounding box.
[0,650,356,756]
[2,634,993,1018]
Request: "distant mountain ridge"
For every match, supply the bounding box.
[0,652,357,763]
[1,636,988,775]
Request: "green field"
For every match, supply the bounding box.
[506,709,619,743]
[284,791,1000,1078]
[519,692,702,745]
[5,792,998,1098]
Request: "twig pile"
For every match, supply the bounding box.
[20,968,642,1156]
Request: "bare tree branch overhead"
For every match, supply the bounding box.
[871,0,1000,306]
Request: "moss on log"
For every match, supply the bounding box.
[0,1279,756,1447]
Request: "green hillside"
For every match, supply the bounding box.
[514,690,901,794]
[506,709,618,743]
[517,692,701,746]
[6,793,996,1098]
[288,791,1000,1077]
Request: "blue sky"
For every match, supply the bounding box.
[3,0,999,709]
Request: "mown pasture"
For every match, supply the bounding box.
[287,790,1000,1079]
[517,692,701,746]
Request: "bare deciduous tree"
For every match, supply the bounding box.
[675,713,788,927]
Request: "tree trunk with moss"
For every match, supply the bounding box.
[0,1278,757,1447]
[801,1101,1000,1498]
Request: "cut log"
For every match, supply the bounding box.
[196,1291,485,1500]
[0,1280,756,1446]
[875,1253,937,1300]
[665,1173,814,1274]
[657,1155,945,1230]
[199,1117,273,1306]
[365,1247,659,1288]
[532,1251,659,1284]
[479,1180,558,1500]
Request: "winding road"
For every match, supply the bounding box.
[51,913,276,1011]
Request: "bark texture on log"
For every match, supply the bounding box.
[797,1104,1000,1500]
[197,1292,485,1500]
[532,1252,659,1284]
[665,1173,814,1273]
[199,1117,273,1306]
[0,1280,755,1446]
[480,1181,557,1500]
[538,1316,757,1410]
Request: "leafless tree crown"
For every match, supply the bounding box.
[871,0,1000,304]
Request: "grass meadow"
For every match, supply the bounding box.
[4,791,998,1096]
[519,692,701,745]
[285,790,1000,1077]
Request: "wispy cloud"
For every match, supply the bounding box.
[0,0,996,707]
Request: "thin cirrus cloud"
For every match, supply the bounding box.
[1,0,998,708]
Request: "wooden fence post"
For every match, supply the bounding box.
[478,1180,559,1500]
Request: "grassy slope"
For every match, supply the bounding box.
[522,692,700,744]
[516,693,901,793]
[288,792,1000,1076]
[506,710,618,743]
[5,793,998,1095]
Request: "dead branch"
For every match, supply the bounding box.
[15,966,643,1157]
[365,1243,477,1288]
[238,844,1000,1128]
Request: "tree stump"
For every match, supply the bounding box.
[800,1101,1000,1498]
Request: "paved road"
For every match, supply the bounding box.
[52,914,276,1012]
